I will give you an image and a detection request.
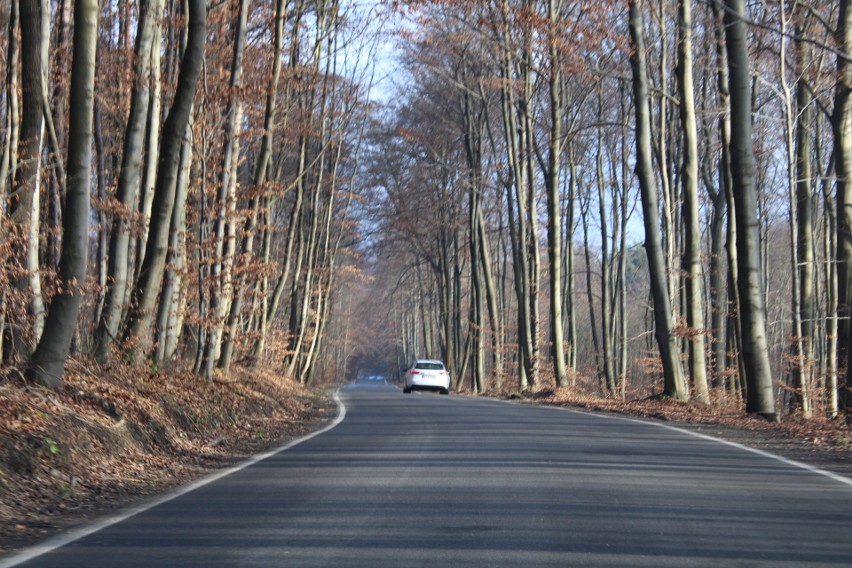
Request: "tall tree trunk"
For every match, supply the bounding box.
[203,0,249,378]
[1,0,19,203]
[676,0,709,403]
[834,0,852,419]
[794,25,814,416]
[596,128,616,395]
[782,5,813,416]
[122,0,207,360]
[563,148,577,376]
[9,0,48,358]
[628,0,687,401]
[219,0,289,371]
[724,0,776,419]
[579,182,602,380]
[94,0,165,358]
[93,100,107,326]
[710,0,736,393]
[155,119,193,362]
[544,0,568,388]
[29,0,97,387]
[137,6,165,272]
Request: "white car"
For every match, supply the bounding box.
[403,359,450,395]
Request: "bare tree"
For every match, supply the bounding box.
[724,0,776,419]
[29,0,97,387]
[94,0,166,358]
[122,0,207,361]
[676,0,709,403]
[628,0,687,401]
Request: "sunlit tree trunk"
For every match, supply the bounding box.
[628,0,687,401]
[94,0,165,358]
[676,0,708,403]
[780,3,813,416]
[724,0,776,419]
[29,0,97,387]
[155,119,193,363]
[122,0,207,361]
[495,0,538,389]
[544,0,568,388]
[219,0,289,371]
[138,5,164,272]
[1,0,18,203]
[9,0,49,357]
[203,0,249,378]
[595,126,615,396]
[834,0,852,420]
[0,0,20,362]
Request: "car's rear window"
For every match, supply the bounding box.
[414,362,444,370]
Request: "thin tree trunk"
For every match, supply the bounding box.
[596,128,615,395]
[545,0,568,388]
[794,22,815,416]
[1,0,18,202]
[137,6,165,272]
[203,0,249,378]
[628,0,687,401]
[94,0,165,357]
[580,182,602,380]
[122,0,207,360]
[93,100,107,326]
[219,0,289,371]
[155,119,193,362]
[676,0,709,403]
[833,0,852,420]
[781,4,812,416]
[9,0,48,358]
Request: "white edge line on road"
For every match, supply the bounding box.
[402,390,852,490]
[527,399,852,489]
[0,391,347,568]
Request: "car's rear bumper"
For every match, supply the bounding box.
[406,377,450,390]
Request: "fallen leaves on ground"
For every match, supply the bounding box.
[0,359,331,554]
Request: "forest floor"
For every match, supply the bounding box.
[2,373,851,559]
[0,359,335,556]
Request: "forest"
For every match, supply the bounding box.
[0,0,849,424]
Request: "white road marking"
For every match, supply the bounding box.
[0,392,347,568]
[518,398,852,490]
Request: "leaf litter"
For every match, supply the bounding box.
[0,359,332,555]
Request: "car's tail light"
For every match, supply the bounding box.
[410,370,420,374]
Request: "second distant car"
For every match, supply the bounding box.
[403,359,450,395]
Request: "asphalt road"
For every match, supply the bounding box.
[4,383,852,567]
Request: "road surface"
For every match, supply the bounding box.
[4,383,852,567]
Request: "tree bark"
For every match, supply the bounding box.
[203,0,249,378]
[155,119,193,363]
[628,0,687,401]
[724,0,776,419]
[29,0,97,387]
[218,0,289,371]
[545,0,568,387]
[676,0,709,403]
[834,0,852,419]
[8,0,48,358]
[94,0,165,358]
[122,0,207,360]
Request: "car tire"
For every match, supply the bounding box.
[441,388,449,395]
[403,387,411,394]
